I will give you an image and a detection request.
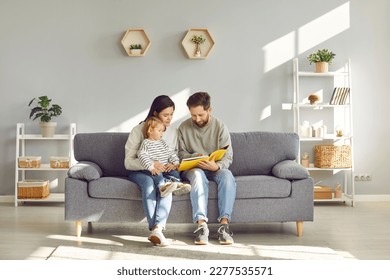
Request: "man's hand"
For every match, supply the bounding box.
[197,154,220,171]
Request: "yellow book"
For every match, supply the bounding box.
[178,145,229,171]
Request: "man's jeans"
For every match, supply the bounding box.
[181,168,236,223]
[128,171,178,230]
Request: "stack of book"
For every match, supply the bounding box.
[329,87,350,105]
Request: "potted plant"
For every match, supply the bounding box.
[130,44,142,55]
[191,35,206,57]
[307,49,336,73]
[28,95,62,137]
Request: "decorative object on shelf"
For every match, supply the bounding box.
[308,94,320,105]
[121,29,151,56]
[191,34,206,57]
[28,95,62,137]
[300,121,312,138]
[182,28,215,59]
[314,145,352,168]
[334,183,342,198]
[314,185,334,199]
[335,125,343,137]
[18,156,41,168]
[50,156,70,168]
[17,180,50,199]
[329,87,350,105]
[307,49,336,73]
[301,152,310,168]
[130,44,142,55]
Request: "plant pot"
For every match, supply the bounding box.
[315,62,329,73]
[130,49,142,55]
[40,122,57,137]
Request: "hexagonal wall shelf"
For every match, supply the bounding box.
[121,29,151,57]
[182,28,215,59]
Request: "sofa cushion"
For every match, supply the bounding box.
[73,133,130,177]
[67,161,103,181]
[272,160,309,180]
[87,177,141,200]
[229,131,299,176]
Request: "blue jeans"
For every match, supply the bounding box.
[181,168,236,223]
[128,171,178,230]
[141,170,181,189]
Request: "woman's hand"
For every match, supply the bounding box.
[150,168,160,175]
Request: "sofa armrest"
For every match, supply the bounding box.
[67,161,103,181]
[272,160,309,180]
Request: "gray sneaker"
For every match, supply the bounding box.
[217,224,234,245]
[194,223,209,245]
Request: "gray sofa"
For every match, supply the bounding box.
[65,131,313,237]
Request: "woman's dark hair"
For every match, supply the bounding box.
[143,95,175,122]
[186,92,211,110]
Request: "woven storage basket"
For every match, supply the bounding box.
[314,145,352,168]
[50,157,70,168]
[17,180,49,199]
[18,156,41,168]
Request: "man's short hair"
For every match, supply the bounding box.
[186,92,211,110]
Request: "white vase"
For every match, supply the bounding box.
[40,122,57,137]
[130,49,142,55]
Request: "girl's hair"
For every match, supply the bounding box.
[186,92,211,110]
[144,95,175,122]
[142,116,166,138]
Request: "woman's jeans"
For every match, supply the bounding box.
[181,168,236,223]
[128,170,180,230]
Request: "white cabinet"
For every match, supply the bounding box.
[15,123,76,206]
[292,58,354,206]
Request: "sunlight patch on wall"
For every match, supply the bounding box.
[263,31,296,72]
[298,2,350,54]
[259,105,272,121]
[107,88,191,132]
[263,2,350,73]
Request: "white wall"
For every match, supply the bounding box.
[0,0,389,196]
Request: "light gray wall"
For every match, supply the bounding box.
[1,0,389,196]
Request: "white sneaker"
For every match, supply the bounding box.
[160,182,177,197]
[173,182,191,196]
[148,226,170,246]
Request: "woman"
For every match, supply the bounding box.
[124,95,177,246]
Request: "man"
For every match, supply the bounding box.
[178,92,236,245]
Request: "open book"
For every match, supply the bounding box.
[178,145,229,171]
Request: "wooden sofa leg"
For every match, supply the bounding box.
[296,221,303,237]
[76,221,82,237]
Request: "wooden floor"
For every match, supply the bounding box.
[0,201,390,260]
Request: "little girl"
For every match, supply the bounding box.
[137,117,191,197]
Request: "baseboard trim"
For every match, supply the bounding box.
[2,194,390,203]
[0,195,14,203]
[354,195,390,202]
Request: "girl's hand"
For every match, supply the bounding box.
[153,161,166,173]
[150,168,160,175]
[165,163,177,172]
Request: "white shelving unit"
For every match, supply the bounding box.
[292,58,354,206]
[15,123,76,206]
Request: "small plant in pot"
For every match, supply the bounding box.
[130,44,142,55]
[191,35,206,57]
[28,96,62,137]
[307,49,336,73]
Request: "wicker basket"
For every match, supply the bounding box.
[314,145,352,168]
[18,156,41,168]
[17,180,50,199]
[50,157,70,168]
